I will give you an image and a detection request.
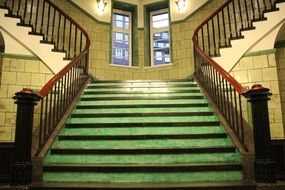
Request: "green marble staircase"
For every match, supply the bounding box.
[38,79,255,189]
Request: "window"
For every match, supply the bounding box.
[112,9,132,66]
[150,9,170,66]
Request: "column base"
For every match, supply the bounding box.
[255,159,276,183]
[10,162,32,186]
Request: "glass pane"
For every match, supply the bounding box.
[112,48,129,66]
[153,48,170,65]
[113,13,129,29]
[115,14,123,21]
[112,32,130,66]
[152,13,169,28]
[153,32,169,48]
[153,13,168,21]
[113,32,129,44]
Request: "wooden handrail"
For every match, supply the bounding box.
[192,0,247,94]
[39,48,89,97]
[38,0,90,97]
[193,41,246,94]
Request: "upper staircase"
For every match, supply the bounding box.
[0,0,85,73]
[213,2,285,72]
[196,0,285,72]
[32,79,255,189]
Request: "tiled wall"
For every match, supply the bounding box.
[0,55,53,142]
[230,51,284,139]
[50,0,221,80]
[276,47,285,138]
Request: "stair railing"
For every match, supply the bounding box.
[193,0,279,183]
[0,0,90,185]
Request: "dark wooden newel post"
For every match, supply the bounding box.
[10,88,41,186]
[244,84,276,183]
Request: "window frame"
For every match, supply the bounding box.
[112,9,132,67]
[149,8,171,67]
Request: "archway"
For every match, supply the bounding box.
[0,31,5,86]
[275,21,285,138]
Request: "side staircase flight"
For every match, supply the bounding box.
[32,79,255,189]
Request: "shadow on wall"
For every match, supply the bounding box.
[0,31,4,86]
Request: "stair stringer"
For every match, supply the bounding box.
[213,3,285,72]
[0,9,70,74]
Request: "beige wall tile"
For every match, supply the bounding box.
[268,95,281,109]
[248,69,262,82]
[0,99,14,112]
[5,113,16,127]
[31,73,45,86]
[268,54,277,67]
[0,85,8,98]
[10,59,25,72]
[262,67,278,81]
[273,109,283,123]
[0,112,5,126]
[233,70,248,83]
[8,85,22,98]
[240,57,254,70]
[0,127,12,141]
[253,55,268,68]
[2,71,16,85]
[16,72,31,85]
[271,81,280,94]
[39,62,53,74]
[25,60,40,73]
[270,123,285,139]
[2,58,11,71]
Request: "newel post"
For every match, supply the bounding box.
[10,88,41,186]
[244,84,276,183]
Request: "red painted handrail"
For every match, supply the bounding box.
[192,0,247,95]
[38,0,90,97]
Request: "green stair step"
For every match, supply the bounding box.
[44,152,241,165]
[77,99,208,105]
[80,94,204,100]
[57,133,227,141]
[31,181,256,189]
[50,146,237,155]
[43,163,242,173]
[86,84,198,88]
[65,116,219,124]
[60,126,225,136]
[52,138,233,149]
[43,171,243,183]
[88,80,195,86]
[84,87,200,92]
[71,107,214,117]
[80,93,203,98]
[72,107,213,113]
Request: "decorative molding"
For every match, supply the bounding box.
[2,53,40,60]
[244,49,277,57]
